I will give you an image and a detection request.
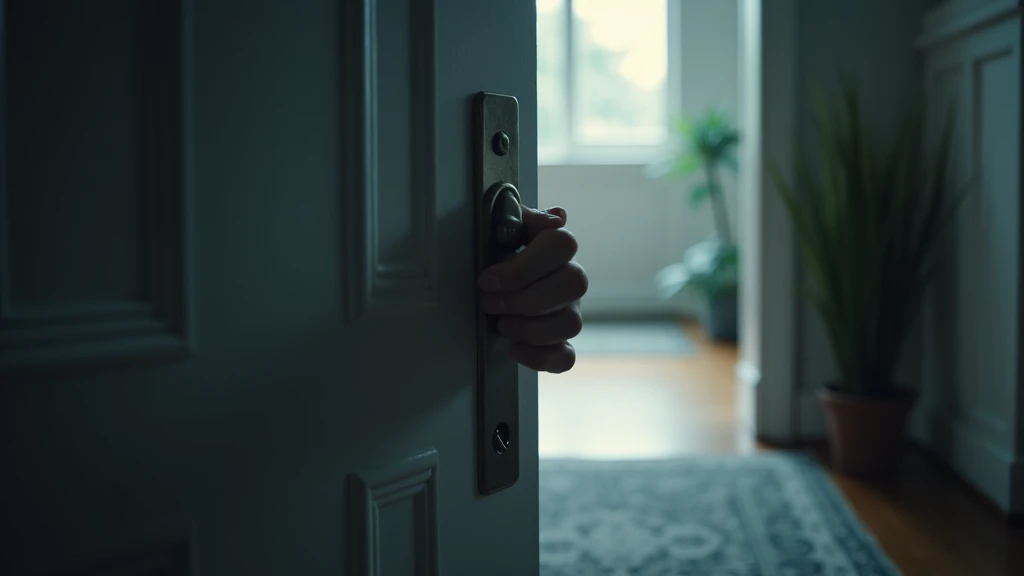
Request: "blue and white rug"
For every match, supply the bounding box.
[539,453,900,576]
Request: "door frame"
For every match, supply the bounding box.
[737,0,801,444]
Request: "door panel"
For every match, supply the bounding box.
[346,0,437,319]
[1,0,538,574]
[1,0,191,369]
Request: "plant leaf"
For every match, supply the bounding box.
[672,116,694,138]
[689,183,711,208]
[771,81,967,395]
[721,152,739,173]
[643,152,701,181]
[653,263,690,299]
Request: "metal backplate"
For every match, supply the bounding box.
[474,92,521,495]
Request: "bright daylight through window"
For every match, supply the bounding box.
[537,0,669,164]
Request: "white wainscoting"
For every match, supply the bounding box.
[913,0,1023,513]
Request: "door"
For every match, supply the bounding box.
[0,0,539,574]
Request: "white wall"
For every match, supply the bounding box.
[539,0,740,318]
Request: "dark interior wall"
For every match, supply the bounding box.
[793,0,935,424]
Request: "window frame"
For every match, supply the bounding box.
[537,0,683,166]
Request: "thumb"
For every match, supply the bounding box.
[522,206,567,242]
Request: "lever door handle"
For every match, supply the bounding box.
[474,92,521,495]
[485,182,525,254]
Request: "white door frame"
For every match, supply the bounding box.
[737,0,801,443]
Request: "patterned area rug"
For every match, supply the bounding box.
[539,453,900,576]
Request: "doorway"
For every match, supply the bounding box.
[535,0,753,461]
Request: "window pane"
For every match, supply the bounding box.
[537,0,566,149]
[572,0,667,145]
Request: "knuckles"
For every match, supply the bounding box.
[547,228,579,260]
[550,344,577,374]
[565,261,589,299]
[565,306,584,340]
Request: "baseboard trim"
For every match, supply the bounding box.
[735,360,760,435]
[913,405,1018,512]
[761,433,1024,521]
[908,437,1024,521]
[777,438,1024,523]
[734,359,761,389]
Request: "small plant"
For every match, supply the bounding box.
[769,82,967,397]
[646,110,740,302]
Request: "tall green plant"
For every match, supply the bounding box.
[647,110,741,301]
[646,110,739,244]
[769,83,967,397]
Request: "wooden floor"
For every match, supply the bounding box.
[538,320,1024,576]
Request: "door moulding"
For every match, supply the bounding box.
[346,449,441,576]
[0,0,195,370]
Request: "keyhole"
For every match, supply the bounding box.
[492,422,511,454]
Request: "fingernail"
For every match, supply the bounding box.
[482,296,505,313]
[479,274,502,292]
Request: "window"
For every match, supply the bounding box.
[537,0,679,165]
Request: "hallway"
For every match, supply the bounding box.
[539,321,1024,575]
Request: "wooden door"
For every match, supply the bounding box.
[0,0,539,574]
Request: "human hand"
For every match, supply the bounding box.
[477,206,588,373]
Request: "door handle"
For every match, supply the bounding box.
[474,92,522,495]
[485,182,525,253]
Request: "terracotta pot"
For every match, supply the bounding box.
[818,387,917,479]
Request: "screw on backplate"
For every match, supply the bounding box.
[492,131,510,156]
[492,422,511,454]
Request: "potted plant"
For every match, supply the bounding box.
[770,82,966,478]
[646,110,740,342]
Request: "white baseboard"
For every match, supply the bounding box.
[913,404,1020,512]
[735,359,761,388]
[735,360,760,434]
